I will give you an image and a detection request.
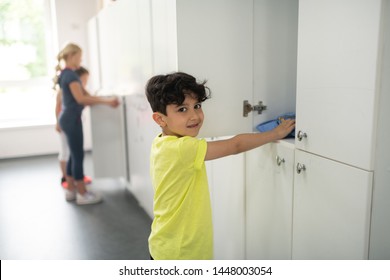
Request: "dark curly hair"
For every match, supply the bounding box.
[145,72,211,115]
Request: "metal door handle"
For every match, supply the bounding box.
[276,156,285,166]
[297,131,307,141]
[296,163,306,174]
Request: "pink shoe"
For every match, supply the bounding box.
[61,177,68,189]
[83,175,92,185]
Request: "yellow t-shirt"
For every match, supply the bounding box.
[148,134,213,260]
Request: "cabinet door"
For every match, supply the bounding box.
[90,99,128,179]
[295,0,382,170]
[175,0,253,137]
[292,150,373,259]
[124,94,160,218]
[87,17,101,93]
[246,141,295,259]
[207,139,245,260]
[98,0,152,92]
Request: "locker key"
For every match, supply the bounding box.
[296,163,306,174]
[276,156,285,166]
[297,131,307,141]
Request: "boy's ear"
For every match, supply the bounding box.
[152,112,166,127]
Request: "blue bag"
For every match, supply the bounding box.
[256,113,295,138]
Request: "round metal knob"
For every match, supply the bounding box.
[296,163,306,174]
[297,131,307,141]
[276,156,285,166]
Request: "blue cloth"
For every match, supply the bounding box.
[256,113,296,138]
[58,68,85,180]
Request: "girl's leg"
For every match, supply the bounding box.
[67,119,101,205]
[58,131,70,186]
[64,157,76,201]
[68,120,86,194]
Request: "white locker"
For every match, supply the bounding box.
[207,137,246,260]
[152,0,253,137]
[292,149,373,259]
[246,140,295,259]
[97,0,152,92]
[124,94,160,218]
[295,0,383,170]
[90,97,128,180]
[86,17,101,94]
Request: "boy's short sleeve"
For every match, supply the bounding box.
[179,137,207,170]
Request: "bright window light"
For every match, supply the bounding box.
[0,0,56,128]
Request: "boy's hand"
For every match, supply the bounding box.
[272,119,295,140]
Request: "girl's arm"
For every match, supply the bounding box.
[69,81,119,107]
[205,119,295,161]
[82,87,92,97]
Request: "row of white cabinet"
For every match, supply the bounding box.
[209,140,372,260]
[90,104,375,260]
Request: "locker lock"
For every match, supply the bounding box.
[296,163,306,174]
[297,131,307,141]
[276,156,285,166]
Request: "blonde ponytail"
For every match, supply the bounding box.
[52,43,82,89]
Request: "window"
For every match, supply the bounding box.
[0,0,56,128]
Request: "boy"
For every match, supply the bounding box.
[145,72,295,260]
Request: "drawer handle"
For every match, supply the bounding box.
[296,163,306,174]
[276,156,285,166]
[297,131,307,141]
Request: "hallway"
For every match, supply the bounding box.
[0,153,152,259]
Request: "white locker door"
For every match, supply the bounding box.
[98,0,149,91]
[86,17,101,94]
[90,99,128,179]
[295,0,382,170]
[292,150,373,259]
[96,4,122,90]
[175,0,254,138]
[207,139,245,260]
[151,0,299,138]
[125,94,160,218]
[246,141,294,259]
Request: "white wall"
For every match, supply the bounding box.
[0,0,99,159]
[54,0,100,66]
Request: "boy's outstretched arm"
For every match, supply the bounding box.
[205,119,295,161]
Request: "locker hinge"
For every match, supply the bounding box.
[243,100,267,117]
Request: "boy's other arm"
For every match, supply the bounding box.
[205,119,295,161]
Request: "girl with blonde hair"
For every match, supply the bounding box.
[55,66,92,188]
[54,43,119,205]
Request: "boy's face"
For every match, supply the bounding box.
[154,94,204,137]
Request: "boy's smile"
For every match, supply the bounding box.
[154,94,204,137]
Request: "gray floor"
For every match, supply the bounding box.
[0,153,152,260]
